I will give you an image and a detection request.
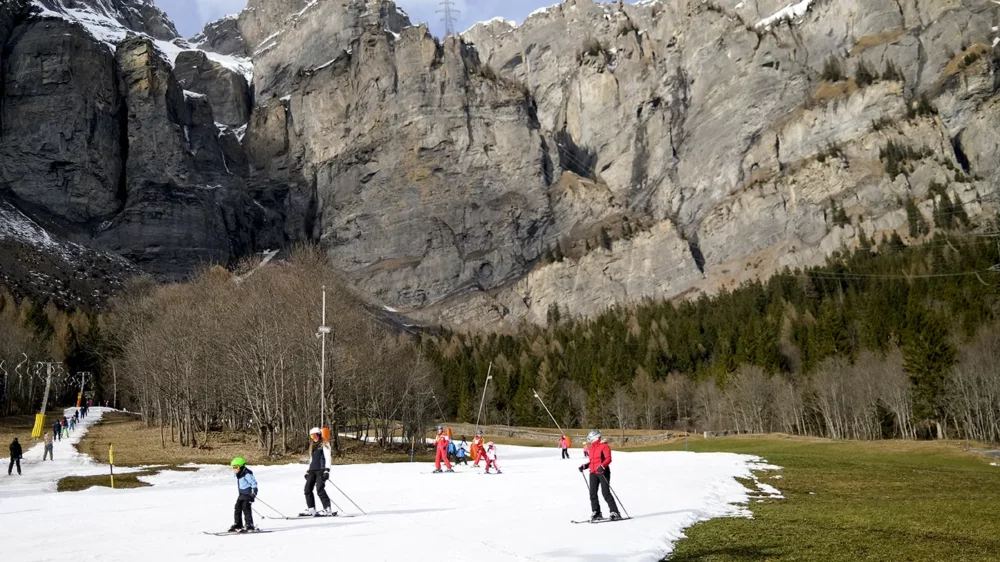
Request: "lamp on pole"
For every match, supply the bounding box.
[316,286,330,429]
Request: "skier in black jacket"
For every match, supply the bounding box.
[300,427,334,516]
[8,437,22,475]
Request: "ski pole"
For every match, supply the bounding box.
[327,480,367,515]
[581,470,591,493]
[254,497,288,518]
[598,473,631,519]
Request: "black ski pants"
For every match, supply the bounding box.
[8,457,20,475]
[561,448,569,459]
[304,470,331,510]
[234,498,253,528]
[589,468,618,515]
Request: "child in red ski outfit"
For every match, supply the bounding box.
[433,426,454,473]
[483,441,501,474]
[471,430,485,466]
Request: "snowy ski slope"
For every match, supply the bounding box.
[0,413,780,561]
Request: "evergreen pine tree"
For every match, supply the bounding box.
[901,300,956,436]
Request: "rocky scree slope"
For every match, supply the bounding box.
[2,0,1000,328]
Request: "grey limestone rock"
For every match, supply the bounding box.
[174,50,252,127]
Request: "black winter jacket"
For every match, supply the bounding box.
[9,439,22,459]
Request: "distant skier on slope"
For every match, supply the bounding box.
[483,441,501,474]
[559,435,570,459]
[8,437,22,475]
[432,426,454,473]
[229,457,258,533]
[42,432,53,461]
[471,430,485,467]
[301,427,335,516]
[578,429,621,522]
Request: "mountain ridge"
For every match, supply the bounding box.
[0,0,998,328]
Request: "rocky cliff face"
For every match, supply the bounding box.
[0,0,253,290]
[2,0,1000,326]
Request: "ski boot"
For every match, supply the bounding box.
[318,508,335,517]
[445,468,455,473]
[227,524,243,533]
[610,512,622,521]
[432,468,443,473]
[590,511,604,522]
[496,470,502,474]
[240,525,256,533]
[299,507,316,517]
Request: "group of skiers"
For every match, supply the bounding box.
[223,424,623,532]
[432,427,500,474]
[5,407,92,473]
[226,426,334,533]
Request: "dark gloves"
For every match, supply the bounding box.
[323,469,330,481]
[304,473,309,480]
[597,466,605,474]
[578,464,587,473]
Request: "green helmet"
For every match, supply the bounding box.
[230,457,246,468]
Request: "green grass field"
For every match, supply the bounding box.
[637,437,1000,561]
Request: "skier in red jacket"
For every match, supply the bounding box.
[433,426,454,473]
[578,429,620,521]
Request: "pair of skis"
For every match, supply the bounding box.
[207,511,351,535]
[570,516,633,524]
[203,529,273,536]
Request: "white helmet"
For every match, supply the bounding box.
[486,441,495,449]
[309,427,321,436]
[586,429,601,444]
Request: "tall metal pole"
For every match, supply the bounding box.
[532,389,565,436]
[39,363,54,417]
[319,286,329,429]
[474,362,493,432]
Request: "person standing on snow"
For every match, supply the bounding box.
[578,429,621,522]
[559,435,570,459]
[432,426,454,473]
[483,442,501,474]
[8,437,22,475]
[471,430,485,467]
[42,432,53,461]
[301,427,334,516]
[52,421,61,442]
[229,457,258,533]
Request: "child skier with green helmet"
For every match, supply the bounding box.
[229,457,259,533]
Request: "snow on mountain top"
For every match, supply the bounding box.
[0,202,84,265]
[755,0,812,29]
[1,436,781,561]
[29,1,253,82]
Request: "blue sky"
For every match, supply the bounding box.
[158,0,552,39]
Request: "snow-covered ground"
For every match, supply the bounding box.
[0,411,780,561]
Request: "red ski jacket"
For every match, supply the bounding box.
[587,441,612,473]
